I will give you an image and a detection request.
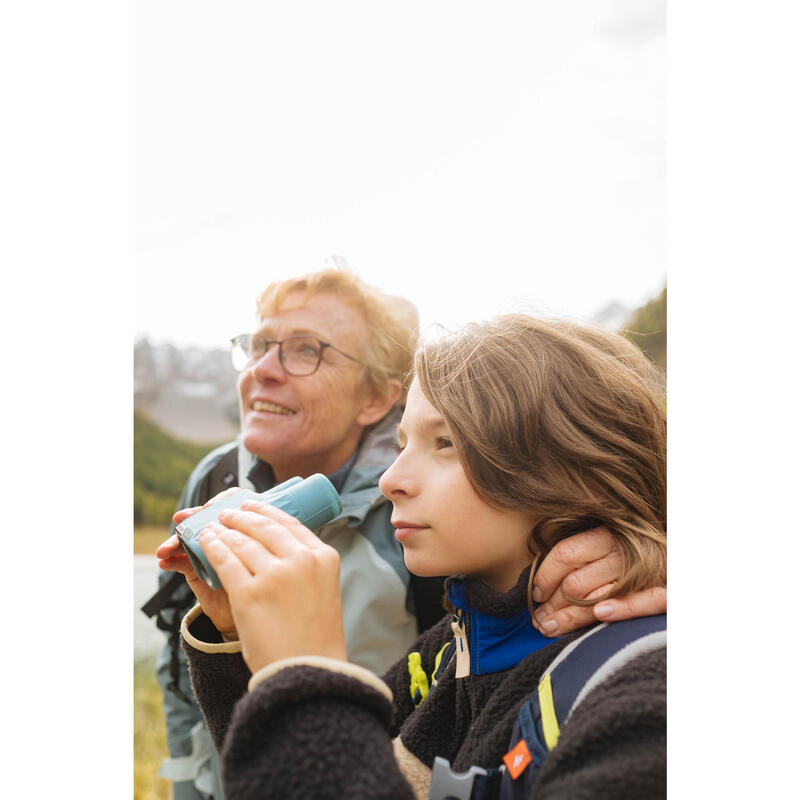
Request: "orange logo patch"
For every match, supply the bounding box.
[502,738,532,780]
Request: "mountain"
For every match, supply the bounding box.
[591,300,634,332]
[134,338,240,444]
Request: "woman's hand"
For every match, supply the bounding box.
[531,527,667,636]
[197,499,348,675]
[156,488,242,638]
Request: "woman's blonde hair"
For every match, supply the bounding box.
[256,258,419,402]
[414,314,666,607]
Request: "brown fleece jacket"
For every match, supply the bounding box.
[182,571,665,800]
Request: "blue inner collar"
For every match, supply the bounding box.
[448,579,554,675]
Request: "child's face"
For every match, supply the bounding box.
[379,379,536,593]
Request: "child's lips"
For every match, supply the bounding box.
[392,521,429,541]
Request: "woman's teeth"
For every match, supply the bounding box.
[252,400,296,415]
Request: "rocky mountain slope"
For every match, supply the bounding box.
[134,338,240,444]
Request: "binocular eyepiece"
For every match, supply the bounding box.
[175,473,342,589]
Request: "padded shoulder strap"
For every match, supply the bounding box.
[493,614,667,800]
[539,613,667,743]
[140,442,240,619]
[187,441,240,505]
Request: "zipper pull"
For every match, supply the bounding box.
[450,611,471,678]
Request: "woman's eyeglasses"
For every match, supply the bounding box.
[230,333,363,376]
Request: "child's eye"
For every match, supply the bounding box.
[436,437,454,450]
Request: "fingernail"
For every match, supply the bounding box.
[542,619,558,634]
[533,608,547,625]
[595,604,613,619]
[532,585,544,603]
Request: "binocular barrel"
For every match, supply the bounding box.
[175,473,342,589]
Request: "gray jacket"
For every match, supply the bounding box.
[152,408,440,799]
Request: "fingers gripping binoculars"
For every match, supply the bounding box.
[175,473,342,589]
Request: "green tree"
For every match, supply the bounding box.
[622,286,666,373]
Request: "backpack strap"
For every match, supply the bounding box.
[140,442,240,703]
[538,613,667,741]
[496,614,667,799]
[428,614,667,800]
[140,443,240,617]
[141,571,185,618]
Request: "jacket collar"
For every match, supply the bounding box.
[245,448,357,495]
[336,406,402,524]
[446,567,554,676]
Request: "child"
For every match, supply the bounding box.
[178,314,666,799]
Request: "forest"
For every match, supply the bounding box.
[133,410,223,525]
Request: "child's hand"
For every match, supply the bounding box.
[198,500,348,674]
[531,527,666,636]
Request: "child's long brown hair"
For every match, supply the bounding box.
[414,314,666,607]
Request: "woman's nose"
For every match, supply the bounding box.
[251,342,287,383]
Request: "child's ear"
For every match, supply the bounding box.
[356,379,403,427]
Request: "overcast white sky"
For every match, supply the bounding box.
[136,0,665,348]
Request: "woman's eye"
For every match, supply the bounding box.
[435,437,454,450]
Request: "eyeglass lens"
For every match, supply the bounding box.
[279,337,322,374]
[231,335,323,375]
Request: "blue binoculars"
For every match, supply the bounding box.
[175,473,342,589]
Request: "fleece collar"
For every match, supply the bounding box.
[446,568,554,676]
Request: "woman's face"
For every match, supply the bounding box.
[238,291,376,481]
[379,379,536,593]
